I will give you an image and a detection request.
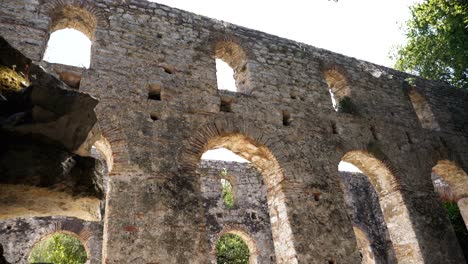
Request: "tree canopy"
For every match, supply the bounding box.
[394,0,468,89]
[29,233,87,264]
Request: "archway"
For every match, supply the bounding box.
[323,67,351,112]
[29,232,88,264]
[432,160,468,258]
[215,229,257,264]
[338,161,396,264]
[341,151,424,263]
[407,89,440,131]
[43,4,98,68]
[214,41,250,94]
[187,132,297,264]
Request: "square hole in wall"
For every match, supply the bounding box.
[148,84,162,101]
[150,113,159,121]
[57,71,81,89]
[282,110,292,126]
[220,97,233,113]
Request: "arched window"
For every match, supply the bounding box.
[216,233,250,264]
[408,89,440,130]
[44,28,92,68]
[221,178,235,208]
[29,233,87,263]
[43,5,97,68]
[338,160,397,264]
[340,151,424,263]
[323,68,353,112]
[215,41,249,93]
[432,160,468,258]
[193,134,297,263]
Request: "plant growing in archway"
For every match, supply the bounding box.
[29,233,87,264]
[216,233,250,264]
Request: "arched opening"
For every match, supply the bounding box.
[215,231,254,264]
[221,178,235,209]
[323,68,352,112]
[28,232,88,264]
[215,41,249,94]
[338,161,396,264]
[352,226,376,264]
[43,29,92,68]
[341,151,424,263]
[195,134,297,263]
[43,5,97,68]
[432,160,468,258]
[408,89,440,130]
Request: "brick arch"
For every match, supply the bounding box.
[320,62,352,111]
[28,223,93,263]
[94,116,131,175]
[180,118,298,263]
[431,160,468,230]
[352,226,376,264]
[211,35,253,94]
[40,0,108,40]
[406,87,440,131]
[213,226,259,264]
[341,150,424,263]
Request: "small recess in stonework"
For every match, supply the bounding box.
[282,110,292,126]
[57,71,81,89]
[220,97,233,113]
[148,84,162,101]
[150,113,159,121]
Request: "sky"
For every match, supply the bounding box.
[44,0,422,172]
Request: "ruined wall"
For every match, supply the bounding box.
[1,0,468,263]
[199,160,276,263]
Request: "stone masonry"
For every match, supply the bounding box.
[1,0,468,263]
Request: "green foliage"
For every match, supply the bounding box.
[338,96,357,114]
[216,233,250,264]
[221,178,235,209]
[29,233,87,264]
[394,0,468,89]
[443,202,468,259]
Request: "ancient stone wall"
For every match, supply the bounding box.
[199,160,276,263]
[1,0,468,263]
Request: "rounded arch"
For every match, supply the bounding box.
[352,226,375,264]
[322,64,351,111]
[41,0,107,40]
[181,119,297,263]
[407,88,440,131]
[214,38,251,94]
[432,160,468,229]
[213,227,259,264]
[341,150,424,263]
[432,160,468,200]
[28,230,90,264]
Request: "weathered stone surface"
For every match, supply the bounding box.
[0,0,467,263]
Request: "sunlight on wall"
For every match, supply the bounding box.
[216,59,237,92]
[201,148,249,163]
[43,28,91,68]
[339,161,362,173]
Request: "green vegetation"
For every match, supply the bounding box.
[29,233,87,264]
[216,233,250,264]
[394,0,468,89]
[443,202,468,259]
[221,178,235,209]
